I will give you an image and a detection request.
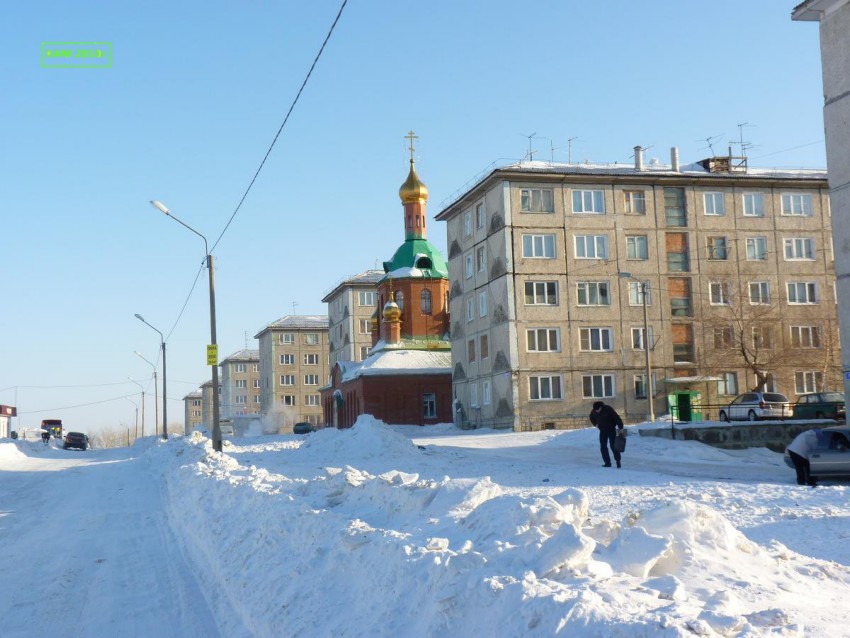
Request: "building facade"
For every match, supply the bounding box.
[322,270,384,366]
[183,390,203,433]
[199,379,220,432]
[254,315,329,430]
[219,349,261,419]
[435,151,841,429]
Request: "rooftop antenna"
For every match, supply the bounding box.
[292,301,299,316]
[525,132,538,161]
[567,136,578,164]
[244,331,249,349]
[731,121,755,157]
[698,134,723,157]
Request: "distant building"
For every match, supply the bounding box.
[254,315,329,430]
[0,405,17,438]
[219,349,261,419]
[321,137,453,427]
[322,270,384,366]
[183,390,203,433]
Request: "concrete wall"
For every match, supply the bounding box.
[639,420,835,453]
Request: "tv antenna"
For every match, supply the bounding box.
[731,121,755,157]
[291,301,299,316]
[523,132,539,161]
[698,134,723,157]
[567,137,578,164]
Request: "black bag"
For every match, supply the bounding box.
[613,432,626,453]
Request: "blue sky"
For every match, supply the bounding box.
[0,1,827,433]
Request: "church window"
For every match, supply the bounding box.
[396,291,404,310]
[421,289,432,314]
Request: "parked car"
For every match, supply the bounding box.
[784,426,850,481]
[293,422,314,435]
[63,431,89,450]
[219,424,235,437]
[793,392,846,421]
[718,392,792,422]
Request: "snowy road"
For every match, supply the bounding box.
[0,443,224,638]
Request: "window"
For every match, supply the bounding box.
[631,326,654,350]
[358,291,377,306]
[480,334,489,359]
[530,375,562,400]
[475,203,485,229]
[192,410,201,417]
[236,395,248,405]
[467,339,476,363]
[787,282,818,304]
[577,281,610,306]
[703,192,726,216]
[752,326,773,349]
[235,363,247,373]
[305,333,319,345]
[572,189,605,214]
[359,319,371,334]
[252,364,258,373]
[482,380,492,405]
[466,297,474,322]
[579,327,613,352]
[469,383,478,408]
[624,190,646,214]
[282,395,296,406]
[628,281,651,306]
[783,238,815,260]
[235,379,247,388]
[478,291,488,317]
[396,291,404,311]
[476,246,486,273]
[706,236,728,260]
[254,395,261,404]
[280,354,295,365]
[421,289,432,314]
[525,281,558,305]
[527,328,560,352]
[192,399,201,407]
[522,234,555,258]
[520,188,554,213]
[748,281,770,304]
[280,333,295,344]
[465,253,473,278]
[304,354,319,365]
[742,192,765,217]
[305,395,320,406]
[664,187,686,226]
[423,393,437,418]
[790,326,821,348]
[582,374,614,399]
[714,326,734,349]
[709,282,731,305]
[253,379,261,388]
[634,374,656,400]
[781,193,813,216]
[574,235,608,259]
[359,346,371,360]
[746,237,767,261]
[463,210,472,236]
[280,375,295,386]
[304,374,320,385]
[626,235,648,260]
[795,371,823,394]
[717,372,738,396]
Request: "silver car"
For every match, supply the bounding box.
[718,392,792,422]
[784,426,850,481]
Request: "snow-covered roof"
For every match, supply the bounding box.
[254,315,329,338]
[220,349,259,363]
[182,389,202,400]
[321,269,384,302]
[341,349,452,382]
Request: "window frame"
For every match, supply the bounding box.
[582,374,615,399]
[579,327,613,352]
[709,281,731,305]
[783,237,815,261]
[780,193,813,217]
[626,235,648,260]
[574,234,608,260]
[524,281,558,305]
[787,281,818,305]
[624,190,646,214]
[522,234,556,258]
[742,192,765,217]
[703,192,726,216]
[576,281,611,306]
[572,189,605,214]
[748,281,770,305]
[526,328,560,353]
[520,188,555,213]
[529,375,563,401]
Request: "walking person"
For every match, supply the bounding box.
[589,401,625,468]
[786,428,822,487]
[41,430,50,445]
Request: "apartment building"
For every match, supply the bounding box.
[183,389,203,433]
[322,270,384,366]
[219,349,261,419]
[254,315,329,430]
[435,150,840,429]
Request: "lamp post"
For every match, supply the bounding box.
[125,396,139,441]
[134,351,159,437]
[619,272,655,422]
[150,199,221,451]
[129,377,145,438]
[135,314,168,440]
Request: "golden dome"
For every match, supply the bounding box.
[382,299,401,322]
[399,160,429,204]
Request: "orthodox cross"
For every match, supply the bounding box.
[404,130,418,162]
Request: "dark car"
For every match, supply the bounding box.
[63,432,88,450]
[293,422,314,435]
[784,426,850,481]
[793,392,846,421]
[718,392,792,422]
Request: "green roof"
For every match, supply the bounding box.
[381,238,448,281]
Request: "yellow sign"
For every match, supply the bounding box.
[207,344,218,366]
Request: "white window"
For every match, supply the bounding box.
[359,346,371,360]
[280,333,295,344]
[421,289,432,315]
[280,354,294,365]
[582,374,614,399]
[478,291,488,317]
[359,319,371,334]
[525,281,558,305]
[783,238,815,260]
[475,203,486,229]
[579,327,613,352]
[522,234,556,258]
[235,363,247,373]
[282,395,296,406]
[781,193,813,216]
[476,245,486,273]
[305,395,320,406]
[790,326,821,348]
[742,192,764,217]
[795,371,823,394]
[572,189,605,214]
[252,364,258,373]
[396,291,404,311]
[530,375,562,400]
[469,384,478,407]
[521,188,554,213]
[752,326,773,350]
[633,373,656,400]
[305,333,319,345]
[423,393,437,418]
[748,281,770,304]
[236,395,248,405]
[709,281,731,305]
[463,210,473,236]
[628,281,651,306]
[717,372,738,396]
[574,235,608,259]
[706,236,728,260]
[527,328,560,352]
[704,192,726,216]
[787,282,818,304]
[631,326,654,350]
[304,374,320,385]
[626,235,648,260]
[253,395,261,404]
[358,291,377,306]
[235,379,247,388]
[746,237,767,261]
[304,354,319,365]
[624,190,646,214]
[577,281,610,306]
[466,297,474,323]
[482,380,492,405]
[253,379,261,388]
[464,252,473,278]
[280,375,295,386]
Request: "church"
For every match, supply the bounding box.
[320,135,453,427]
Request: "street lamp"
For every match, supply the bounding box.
[134,351,159,437]
[135,314,168,440]
[619,272,655,422]
[124,396,139,441]
[128,377,145,438]
[150,199,221,451]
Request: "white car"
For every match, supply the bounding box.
[719,392,792,422]
[219,424,235,437]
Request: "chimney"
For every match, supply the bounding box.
[671,147,680,172]
[634,146,643,171]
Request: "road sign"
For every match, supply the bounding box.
[845,371,850,381]
[207,344,218,366]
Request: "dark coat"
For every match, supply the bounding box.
[589,404,624,432]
